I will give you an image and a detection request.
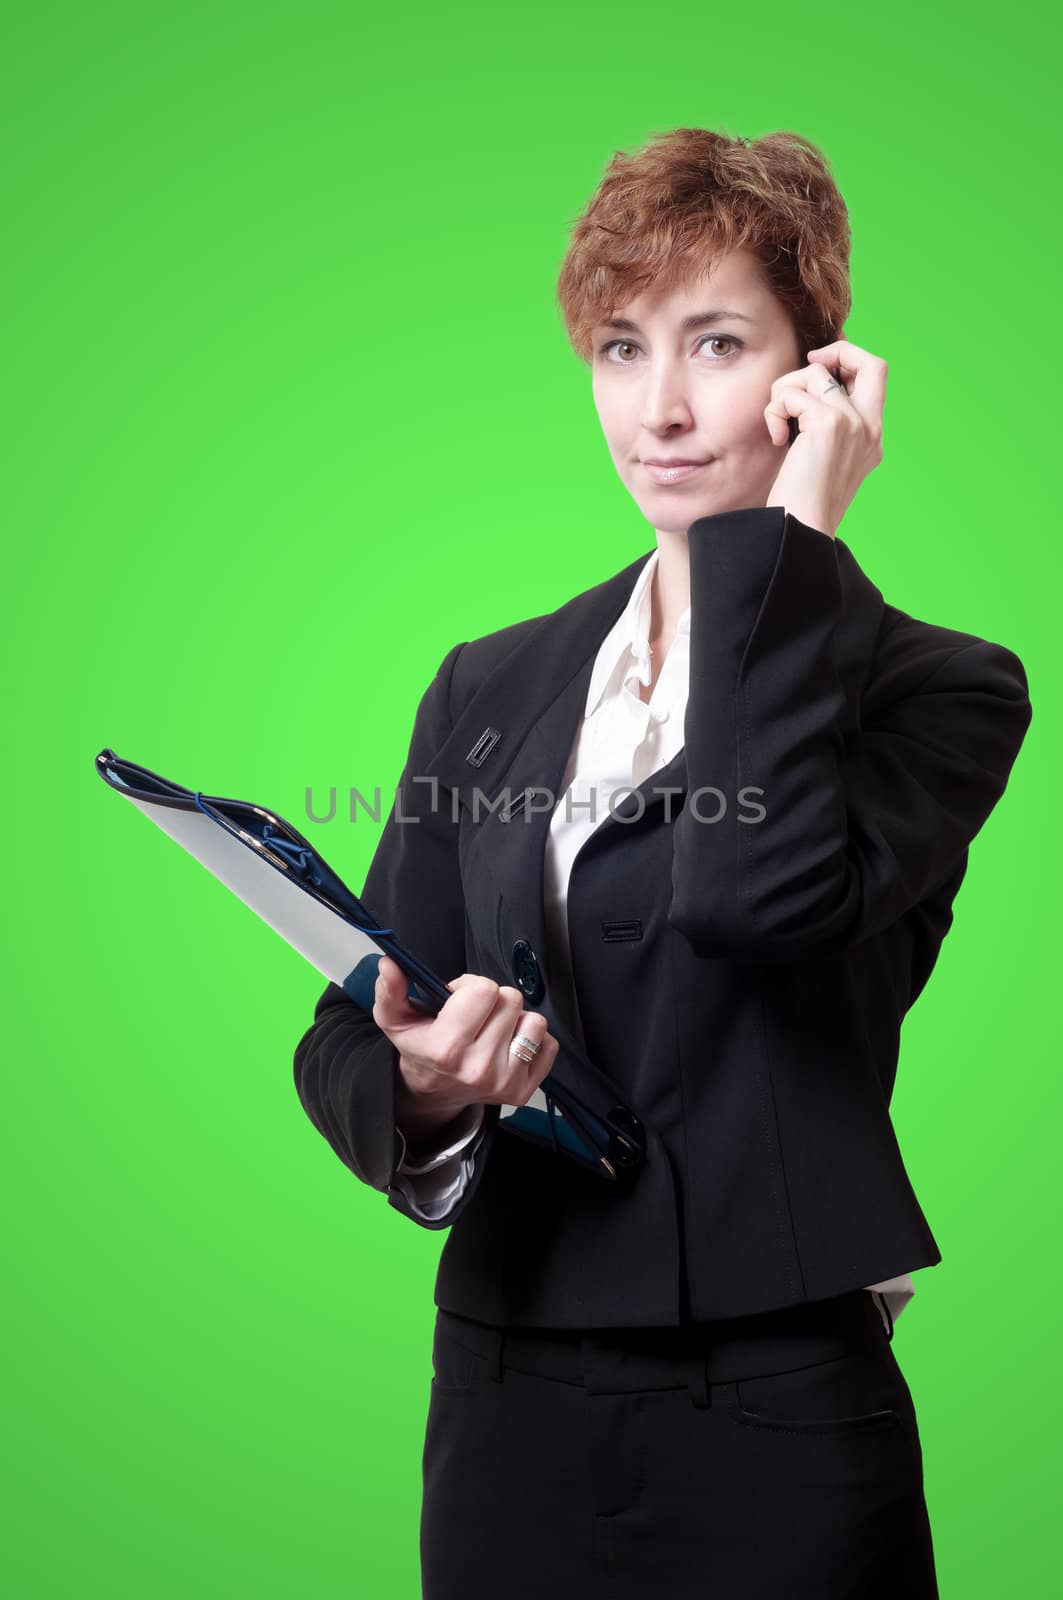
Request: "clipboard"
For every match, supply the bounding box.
[95,749,645,1181]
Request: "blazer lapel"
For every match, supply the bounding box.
[423,549,654,1100]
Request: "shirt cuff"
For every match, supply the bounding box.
[392,1108,488,1221]
[396,1101,486,1174]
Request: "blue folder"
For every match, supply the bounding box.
[95,749,645,1182]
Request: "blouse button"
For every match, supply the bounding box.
[650,706,669,723]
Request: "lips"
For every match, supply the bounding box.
[642,460,711,484]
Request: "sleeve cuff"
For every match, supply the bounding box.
[396,1101,486,1174]
[391,1107,489,1222]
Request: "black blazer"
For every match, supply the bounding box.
[293,506,1033,1328]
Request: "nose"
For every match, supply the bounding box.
[639,359,695,433]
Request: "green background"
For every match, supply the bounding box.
[5,2,1057,1594]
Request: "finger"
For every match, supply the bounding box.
[523,1026,560,1094]
[500,1003,550,1054]
[805,361,855,408]
[806,352,855,387]
[375,954,465,1028]
[805,338,870,372]
[452,987,532,1097]
[771,363,813,392]
[764,358,852,444]
[765,373,859,445]
[503,1011,558,1101]
[417,979,517,1075]
[806,341,887,424]
[763,382,816,445]
[476,986,530,1054]
[373,955,428,1029]
[442,976,515,1034]
[445,970,483,992]
[476,993,544,1065]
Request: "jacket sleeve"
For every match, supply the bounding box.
[668,507,1034,962]
[292,639,502,1228]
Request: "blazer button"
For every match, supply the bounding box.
[510,939,545,1004]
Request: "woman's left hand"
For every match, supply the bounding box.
[762,339,887,539]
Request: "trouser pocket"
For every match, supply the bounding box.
[729,1348,910,1436]
[430,1317,489,1396]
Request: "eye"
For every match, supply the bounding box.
[600,339,640,363]
[700,334,743,360]
[598,334,745,364]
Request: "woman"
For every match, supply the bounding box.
[293,128,1032,1597]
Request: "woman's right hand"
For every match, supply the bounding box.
[372,953,560,1119]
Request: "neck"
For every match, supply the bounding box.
[648,527,691,649]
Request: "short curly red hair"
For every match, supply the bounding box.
[555,127,851,365]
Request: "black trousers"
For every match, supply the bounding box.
[420,1288,938,1598]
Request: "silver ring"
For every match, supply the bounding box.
[509,1032,541,1064]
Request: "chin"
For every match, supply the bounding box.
[636,494,727,533]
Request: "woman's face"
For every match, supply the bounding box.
[590,246,805,535]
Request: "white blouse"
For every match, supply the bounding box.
[393,547,917,1332]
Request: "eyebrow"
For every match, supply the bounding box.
[600,308,758,334]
